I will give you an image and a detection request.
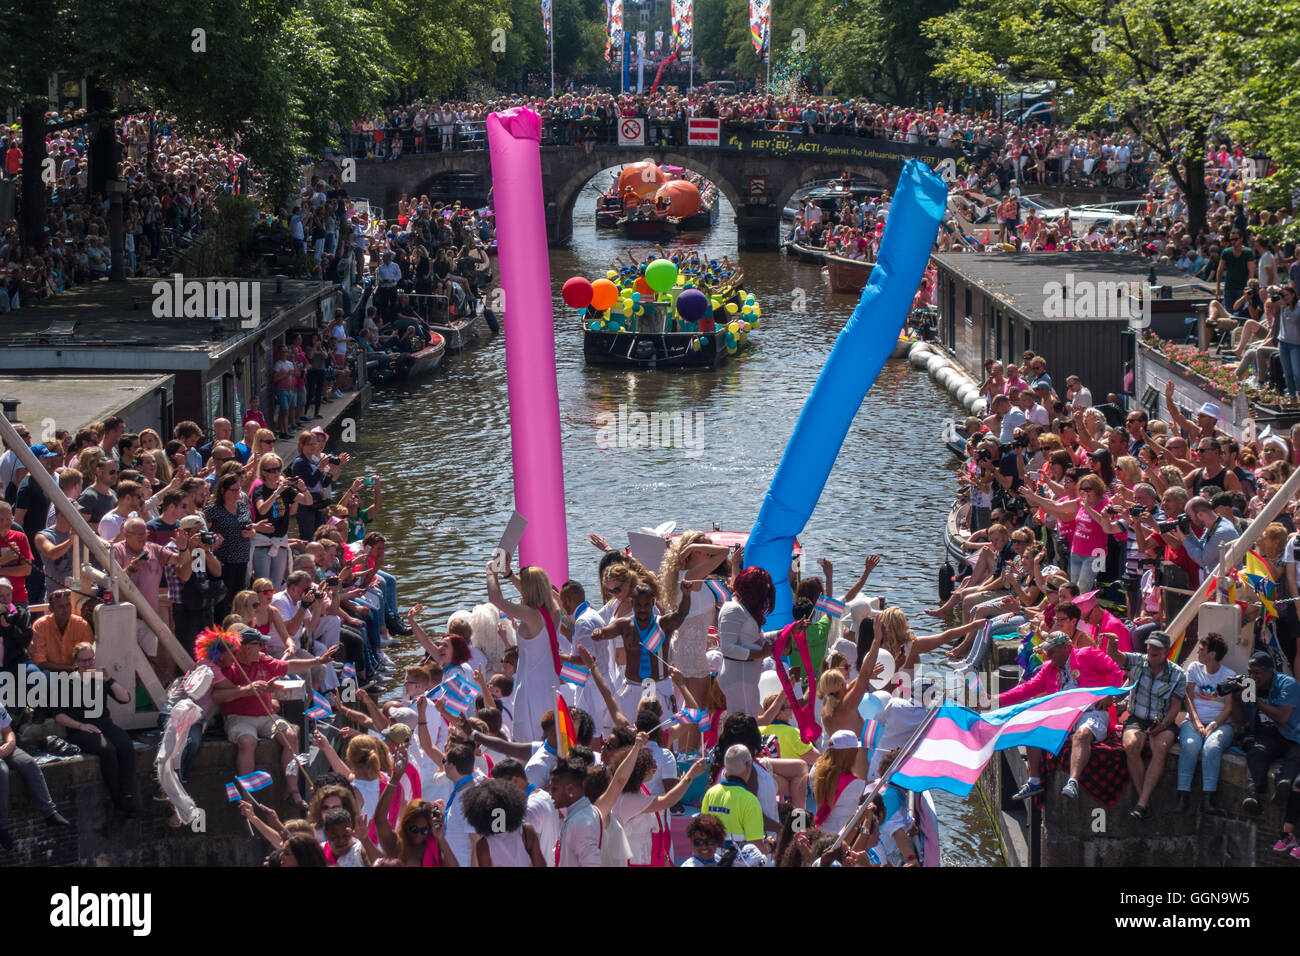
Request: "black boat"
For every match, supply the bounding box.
[583,329,739,369]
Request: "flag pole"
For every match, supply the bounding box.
[829,704,941,854]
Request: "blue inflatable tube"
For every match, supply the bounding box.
[745,159,947,628]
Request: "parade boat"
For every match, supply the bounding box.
[598,161,717,234]
[429,306,481,351]
[369,331,445,385]
[618,206,677,240]
[784,240,826,265]
[582,298,759,370]
[825,253,874,294]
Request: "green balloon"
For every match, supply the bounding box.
[644,258,678,294]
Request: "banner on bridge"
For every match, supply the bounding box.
[720,128,965,168]
[687,118,720,146]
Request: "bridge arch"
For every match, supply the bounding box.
[547,148,747,247]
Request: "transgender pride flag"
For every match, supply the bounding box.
[891,686,1130,798]
[236,770,274,793]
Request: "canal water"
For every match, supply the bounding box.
[345,177,1000,865]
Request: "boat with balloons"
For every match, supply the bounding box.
[595,161,719,236]
[561,255,762,369]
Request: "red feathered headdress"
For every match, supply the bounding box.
[195,626,242,666]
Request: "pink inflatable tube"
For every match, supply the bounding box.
[487,108,569,583]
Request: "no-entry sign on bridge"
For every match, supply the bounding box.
[618,117,645,146]
[687,118,720,146]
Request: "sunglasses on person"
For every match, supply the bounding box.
[263,466,281,473]
[406,823,431,835]
[691,837,717,848]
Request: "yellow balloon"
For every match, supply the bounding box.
[753,306,762,317]
[727,321,739,333]
[752,318,760,328]
[725,303,738,313]
[606,270,617,279]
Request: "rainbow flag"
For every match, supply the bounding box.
[559,661,590,688]
[892,686,1131,797]
[1243,551,1277,620]
[236,770,274,793]
[748,0,769,55]
[225,782,241,802]
[815,595,846,619]
[643,622,667,654]
[556,693,577,757]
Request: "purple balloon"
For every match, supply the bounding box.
[676,288,709,322]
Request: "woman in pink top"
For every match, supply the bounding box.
[1020,473,1110,592]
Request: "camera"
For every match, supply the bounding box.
[326,455,341,466]
[1128,505,1146,516]
[976,449,992,462]
[1215,673,1252,697]
[199,531,216,545]
[302,588,318,605]
[793,597,815,622]
[325,575,340,588]
[1157,514,1193,534]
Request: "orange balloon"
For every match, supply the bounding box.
[617,160,668,201]
[590,278,619,311]
[634,276,652,296]
[653,180,701,218]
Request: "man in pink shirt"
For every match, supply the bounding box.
[1074,589,1132,653]
[999,631,1125,802]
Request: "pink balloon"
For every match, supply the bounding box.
[487,109,568,583]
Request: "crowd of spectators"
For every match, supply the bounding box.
[0,109,253,311]
[943,351,1300,837]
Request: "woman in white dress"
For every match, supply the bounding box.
[659,531,732,705]
[487,563,564,743]
[717,567,780,718]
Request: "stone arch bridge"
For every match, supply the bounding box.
[329,133,964,249]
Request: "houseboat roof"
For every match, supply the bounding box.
[0,277,333,372]
[0,373,174,433]
[931,252,1215,324]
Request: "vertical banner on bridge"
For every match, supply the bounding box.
[655,29,663,51]
[687,117,720,146]
[749,0,770,56]
[541,0,552,56]
[671,0,693,53]
[605,0,623,62]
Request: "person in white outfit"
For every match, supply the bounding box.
[717,567,781,718]
[463,777,548,866]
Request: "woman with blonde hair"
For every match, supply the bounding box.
[1114,455,1143,489]
[231,585,296,656]
[138,428,164,453]
[76,447,103,485]
[811,731,867,833]
[659,531,731,707]
[316,730,412,827]
[148,448,173,483]
[467,601,515,677]
[487,561,567,741]
[252,428,279,462]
